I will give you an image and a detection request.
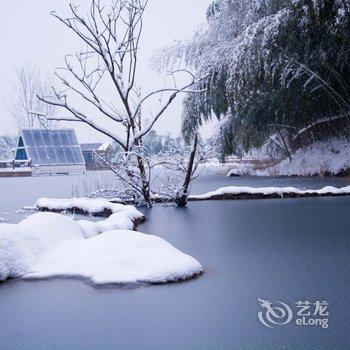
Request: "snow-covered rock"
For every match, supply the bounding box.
[36,197,143,215]
[227,163,256,177]
[0,212,202,286]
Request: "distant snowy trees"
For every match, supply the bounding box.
[141,130,183,155]
[158,0,350,160]
[0,136,16,159]
[8,65,55,131]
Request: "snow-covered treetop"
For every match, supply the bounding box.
[156,0,350,157]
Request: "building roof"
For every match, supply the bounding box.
[80,143,103,152]
[80,142,111,152]
[19,129,85,166]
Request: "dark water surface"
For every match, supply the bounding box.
[0,173,349,349]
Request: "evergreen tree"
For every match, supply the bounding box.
[159,0,350,158]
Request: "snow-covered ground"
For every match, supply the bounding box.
[226,137,350,177]
[0,210,202,286]
[0,167,31,173]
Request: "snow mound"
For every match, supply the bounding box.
[77,212,138,238]
[26,230,202,285]
[0,212,202,286]
[0,213,81,281]
[36,197,145,233]
[34,199,144,240]
[190,185,350,200]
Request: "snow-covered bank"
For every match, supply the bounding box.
[262,137,350,176]
[0,212,202,285]
[189,185,350,201]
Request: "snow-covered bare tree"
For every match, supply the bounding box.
[8,64,56,131]
[36,0,204,206]
[72,136,213,206]
[153,134,215,206]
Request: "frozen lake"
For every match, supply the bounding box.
[0,172,349,349]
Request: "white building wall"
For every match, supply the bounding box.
[31,164,86,176]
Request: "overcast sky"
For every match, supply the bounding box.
[0,0,213,143]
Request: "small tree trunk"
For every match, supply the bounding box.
[176,133,198,207]
[132,136,152,207]
[275,122,292,162]
[136,154,151,206]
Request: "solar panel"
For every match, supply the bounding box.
[73,147,84,163]
[67,130,79,145]
[56,147,67,163]
[51,130,62,146]
[46,147,58,164]
[64,147,74,163]
[24,131,35,147]
[32,130,44,147]
[41,130,54,146]
[22,129,85,166]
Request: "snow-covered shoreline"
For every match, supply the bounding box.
[189,185,350,201]
[0,210,202,286]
